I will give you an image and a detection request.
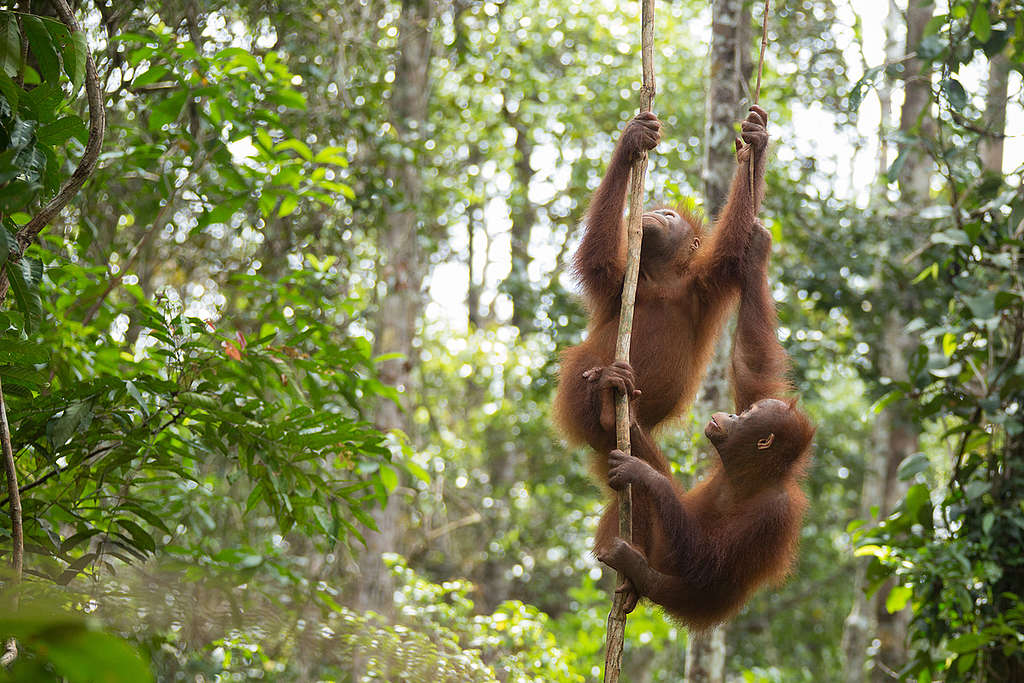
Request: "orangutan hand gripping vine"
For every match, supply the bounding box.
[597,224,816,629]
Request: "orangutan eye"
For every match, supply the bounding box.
[756,433,775,450]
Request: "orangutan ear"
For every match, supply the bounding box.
[756,433,775,450]
[690,237,701,252]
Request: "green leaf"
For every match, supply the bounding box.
[23,16,61,84]
[0,14,21,76]
[313,146,349,167]
[0,612,154,682]
[379,464,399,493]
[911,262,938,283]
[148,90,188,132]
[255,128,273,151]
[115,519,157,553]
[49,401,93,450]
[971,5,991,43]
[36,115,89,146]
[0,69,18,108]
[929,362,962,378]
[274,138,313,161]
[132,65,172,88]
[64,27,88,90]
[6,258,41,333]
[941,77,968,111]
[125,379,149,417]
[404,460,430,484]
[885,585,912,614]
[847,64,883,112]
[963,480,989,500]
[941,332,957,357]
[277,194,298,217]
[0,224,11,269]
[931,229,970,246]
[897,452,930,481]
[948,632,987,654]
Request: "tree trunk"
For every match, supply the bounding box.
[980,50,1010,174]
[684,633,726,683]
[503,107,537,333]
[355,0,433,614]
[895,0,935,202]
[870,0,899,205]
[870,313,915,681]
[686,0,752,679]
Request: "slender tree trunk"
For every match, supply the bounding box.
[870,314,915,682]
[870,0,899,205]
[686,0,752,679]
[980,50,1009,174]
[895,0,934,202]
[355,0,433,614]
[503,108,537,333]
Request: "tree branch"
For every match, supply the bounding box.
[0,0,106,303]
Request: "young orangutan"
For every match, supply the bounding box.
[596,225,815,629]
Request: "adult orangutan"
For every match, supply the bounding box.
[553,105,770,482]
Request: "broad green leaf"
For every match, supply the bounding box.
[963,480,989,500]
[132,65,172,88]
[64,27,87,90]
[0,69,18,107]
[941,332,957,357]
[947,632,987,654]
[125,379,149,417]
[971,5,991,43]
[115,519,157,553]
[148,90,188,132]
[885,585,912,613]
[897,452,930,481]
[940,77,968,111]
[313,146,349,166]
[379,464,399,493]
[37,115,89,146]
[23,16,61,84]
[277,194,299,217]
[6,258,41,333]
[274,138,313,161]
[0,14,20,76]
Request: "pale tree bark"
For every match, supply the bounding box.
[503,106,538,333]
[355,0,433,614]
[685,0,752,679]
[895,0,935,202]
[980,50,1010,174]
[841,1,901,675]
[870,315,915,682]
[870,0,900,205]
[870,3,934,676]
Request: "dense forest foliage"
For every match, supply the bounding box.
[0,0,1021,681]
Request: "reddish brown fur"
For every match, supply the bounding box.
[553,109,771,480]
[552,106,814,629]
[596,199,816,632]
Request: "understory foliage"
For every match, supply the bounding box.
[847,1,1024,680]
